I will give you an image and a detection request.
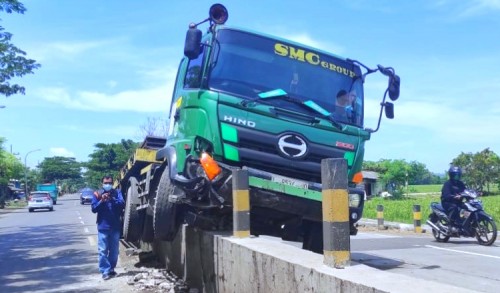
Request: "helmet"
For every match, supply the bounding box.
[448,166,462,181]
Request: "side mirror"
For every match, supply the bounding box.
[388,75,400,101]
[384,102,394,119]
[184,27,202,60]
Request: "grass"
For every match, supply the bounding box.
[363,194,500,224]
[408,184,441,193]
[409,184,499,194]
[3,200,28,209]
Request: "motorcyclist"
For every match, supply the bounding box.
[441,166,466,232]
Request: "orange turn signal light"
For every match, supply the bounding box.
[352,171,363,184]
[200,152,222,181]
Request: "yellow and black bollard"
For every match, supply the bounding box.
[232,169,250,238]
[321,158,350,268]
[377,204,385,229]
[413,204,422,233]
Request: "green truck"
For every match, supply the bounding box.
[36,183,59,205]
[120,4,401,252]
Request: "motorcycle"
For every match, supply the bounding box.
[426,189,497,246]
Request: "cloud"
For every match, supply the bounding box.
[432,0,500,17]
[281,33,345,55]
[365,96,500,146]
[50,147,75,157]
[58,124,140,137]
[37,68,176,113]
[30,39,122,62]
[460,0,500,16]
[49,40,111,55]
[107,80,118,88]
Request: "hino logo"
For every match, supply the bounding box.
[223,115,256,128]
[278,134,307,158]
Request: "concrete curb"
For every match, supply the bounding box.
[358,218,432,233]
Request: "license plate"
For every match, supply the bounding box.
[271,174,309,189]
[36,200,42,202]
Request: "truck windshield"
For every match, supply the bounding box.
[208,29,364,127]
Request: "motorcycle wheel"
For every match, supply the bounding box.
[475,218,497,246]
[430,214,450,242]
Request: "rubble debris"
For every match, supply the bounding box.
[126,266,191,292]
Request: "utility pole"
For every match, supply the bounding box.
[24,149,41,199]
[405,172,409,197]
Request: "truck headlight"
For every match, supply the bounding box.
[349,193,361,208]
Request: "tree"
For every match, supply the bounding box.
[0,137,24,205]
[452,148,500,194]
[138,116,168,139]
[363,158,437,198]
[38,156,82,183]
[0,0,40,97]
[84,139,139,187]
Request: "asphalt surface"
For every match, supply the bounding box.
[0,194,135,293]
[2,195,498,292]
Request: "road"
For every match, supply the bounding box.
[353,229,500,292]
[2,193,499,292]
[262,227,500,292]
[0,193,134,293]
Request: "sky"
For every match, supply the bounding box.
[0,0,499,174]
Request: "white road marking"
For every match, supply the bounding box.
[353,232,401,239]
[80,221,85,225]
[426,245,500,259]
[88,236,96,246]
[84,227,89,233]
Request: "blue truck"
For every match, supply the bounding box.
[36,183,59,205]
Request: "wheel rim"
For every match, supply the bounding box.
[431,218,450,242]
[476,219,497,245]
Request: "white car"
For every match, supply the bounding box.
[28,191,54,212]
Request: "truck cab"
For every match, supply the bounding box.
[153,4,400,251]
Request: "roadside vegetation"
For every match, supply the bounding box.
[364,148,500,199]
[363,192,500,224]
[408,184,441,193]
[3,199,27,209]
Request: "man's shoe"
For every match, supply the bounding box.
[109,271,117,277]
[102,274,111,280]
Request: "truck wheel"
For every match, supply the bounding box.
[154,167,184,241]
[123,177,143,242]
[142,214,155,242]
[302,220,323,253]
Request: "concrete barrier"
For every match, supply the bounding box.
[146,224,473,293]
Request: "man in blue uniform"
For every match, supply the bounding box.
[91,175,125,280]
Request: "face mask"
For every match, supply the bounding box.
[103,184,113,191]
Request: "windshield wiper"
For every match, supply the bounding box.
[241,88,290,106]
[302,100,343,129]
[241,89,343,129]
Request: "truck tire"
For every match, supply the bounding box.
[123,178,143,242]
[302,220,323,253]
[153,167,183,241]
[142,214,155,242]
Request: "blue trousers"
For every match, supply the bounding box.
[97,229,120,275]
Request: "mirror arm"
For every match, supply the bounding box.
[366,89,389,133]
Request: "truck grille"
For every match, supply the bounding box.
[224,126,349,183]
